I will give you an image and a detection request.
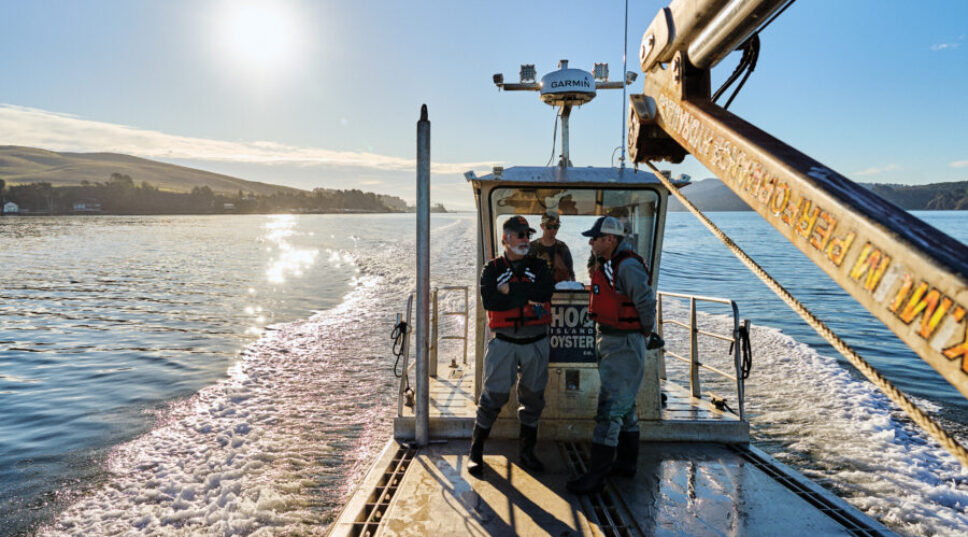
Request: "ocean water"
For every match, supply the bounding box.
[0,211,966,536]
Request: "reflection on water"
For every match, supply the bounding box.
[263,215,320,286]
[0,214,361,535]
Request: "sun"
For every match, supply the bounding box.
[218,1,301,73]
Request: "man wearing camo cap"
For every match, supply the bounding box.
[468,215,554,477]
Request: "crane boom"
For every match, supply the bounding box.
[628,0,968,399]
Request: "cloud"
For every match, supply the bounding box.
[930,43,959,51]
[0,104,497,175]
[951,160,968,168]
[853,163,900,176]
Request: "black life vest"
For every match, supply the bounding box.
[486,256,552,329]
[588,250,649,330]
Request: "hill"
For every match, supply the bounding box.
[860,181,968,210]
[0,145,302,196]
[668,178,750,211]
[670,177,968,212]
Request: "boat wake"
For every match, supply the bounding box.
[38,216,967,537]
[38,218,475,536]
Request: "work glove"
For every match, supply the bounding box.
[496,268,513,286]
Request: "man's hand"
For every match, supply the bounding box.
[496,268,513,294]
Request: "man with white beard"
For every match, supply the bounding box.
[468,215,555,477]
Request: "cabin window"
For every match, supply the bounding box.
[488,187,660,284]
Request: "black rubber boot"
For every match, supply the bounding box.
[566,443,616,495]
[467,424,490,477]
[610,430,639,477]
[518,424,545,473]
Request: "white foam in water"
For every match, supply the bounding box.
[660,299,968,536]
[39,217,968,536]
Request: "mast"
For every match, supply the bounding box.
[493,59,636,167]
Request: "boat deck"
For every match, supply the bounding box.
[394,363,749,443]
[333,361,895,536]
[329,439,894,537]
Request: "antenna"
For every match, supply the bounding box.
[493,60,636,168]
[620,0,630,169]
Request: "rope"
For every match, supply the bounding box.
[730,321,753,380]
[391,320,409,379]
[391,319,415,408]
[644,159,968,468]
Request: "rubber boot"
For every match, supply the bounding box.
[518,424,545,473]
[566,443,616,495]
[610,430,639,477]
[467,424,490,477]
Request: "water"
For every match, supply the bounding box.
[1,211,966,536]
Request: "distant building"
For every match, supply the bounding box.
[73,200,102,213]
[3,201,19,214]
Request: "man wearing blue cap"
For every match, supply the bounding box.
[567,216,656,495]
[468,215,555,477]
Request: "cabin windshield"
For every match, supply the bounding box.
[489,186,660,283]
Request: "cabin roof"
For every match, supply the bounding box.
[467,165,691,187]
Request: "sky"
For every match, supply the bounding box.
[0,0,966,210]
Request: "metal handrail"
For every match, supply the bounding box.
[429,286,470,376]
[657,291,746,420]
[397,285,470,416]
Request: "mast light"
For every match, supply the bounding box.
[520,64,536,83]
[593,63,609,81]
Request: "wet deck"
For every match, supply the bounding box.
[329,439,894,537]
[394,363,748,443]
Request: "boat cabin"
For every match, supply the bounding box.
[463,165,741,442]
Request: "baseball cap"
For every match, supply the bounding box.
[503,215,536,234]
[581,216,625,238]
[540,211,560,225]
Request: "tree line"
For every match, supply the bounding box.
[0,173,418,215]
[862,181,968,210]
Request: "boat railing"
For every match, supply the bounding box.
[429,286,470,376]
[396,285,470,417]
[656,291,748,420]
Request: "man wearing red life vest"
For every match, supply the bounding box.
[468,215,555,477]
[567,216,656,495]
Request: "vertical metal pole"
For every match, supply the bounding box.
[559,105,572,167]
[462,287,469,365]
[689,297,700,398]
[429,288,439,378]
[657,294,666,380]
[619,0,629,169]
[474,210,485,402]
[415,105,431,446]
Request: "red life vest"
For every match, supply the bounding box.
[588,250,648,330]
[486,256,553,329]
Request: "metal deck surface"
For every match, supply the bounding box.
[394,364,748,443]
[329,439,893,537]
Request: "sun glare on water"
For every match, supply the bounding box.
[217,0,302,75]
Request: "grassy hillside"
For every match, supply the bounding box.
[0,146,303,196]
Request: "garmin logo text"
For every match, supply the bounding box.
[550,79,591,89]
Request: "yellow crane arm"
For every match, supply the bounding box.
[628,0,968,399]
